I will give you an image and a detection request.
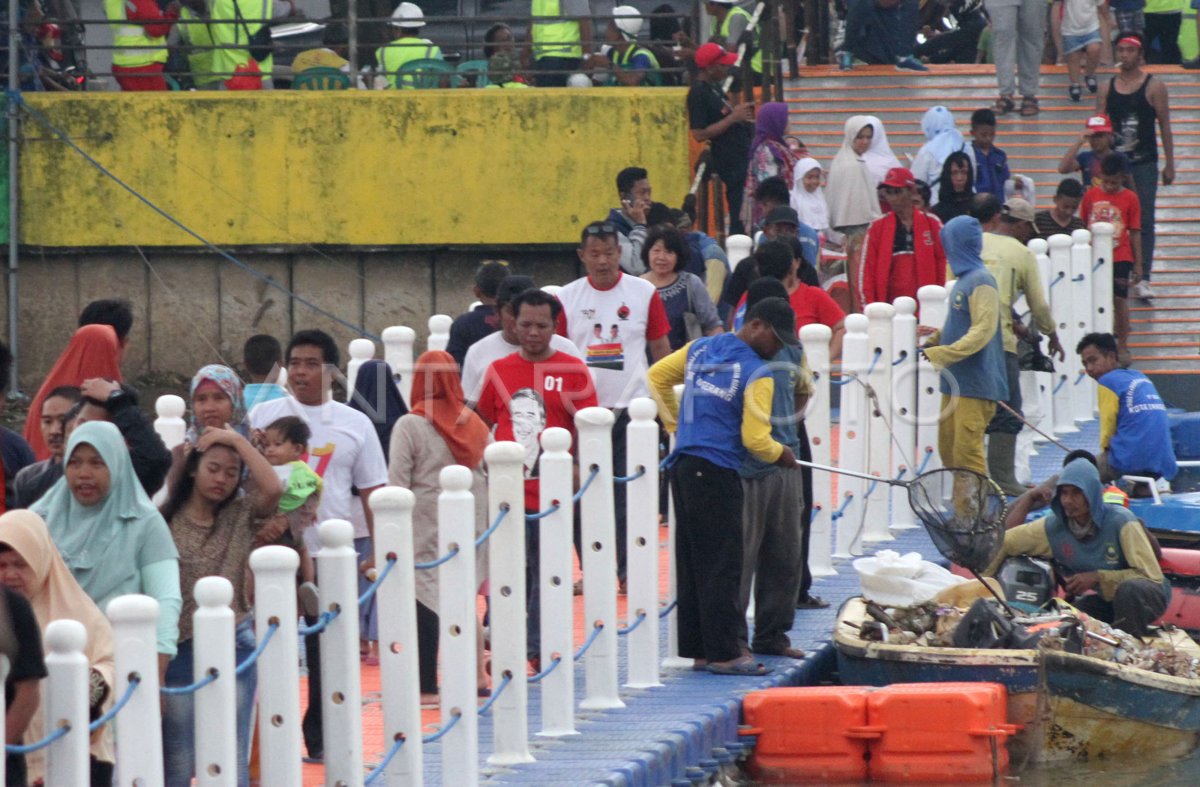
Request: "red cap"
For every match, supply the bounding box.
[695,42,738,69]
[1084,115,1113,134]
[880,167,915,189]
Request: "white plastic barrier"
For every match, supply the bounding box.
[916,286,948,485]
[108,595,165,786]
[862,302,895,543]
[316,520,365,784]
[382,326,416,408]
[427,315,453,353]
[43,620,89,786]
[1047,234,1078,434]
[1091,222,1115,337]
[799,324,836,577]
[346,338,376,402]
[192,577,236,785]
[249,546,303,786]
[1028,238,1055,444]
[890,297,918,532]
[726,234,754,271]
[834,313,870,558]
[540,284,563,298]
[1069,229,1096,424]
[153,395,187,450]
[535,427,578,735]
[623,398,662,689]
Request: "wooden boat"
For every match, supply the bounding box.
[833,596,1200,765]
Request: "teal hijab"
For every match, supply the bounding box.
[31,421,178,609]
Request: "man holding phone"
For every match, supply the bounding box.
[607,166,654,275]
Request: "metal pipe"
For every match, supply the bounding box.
[7,0,19,396]
[997,401,1071,452]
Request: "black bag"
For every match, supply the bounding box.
[234,1,273,63]
[952,599,1044,650]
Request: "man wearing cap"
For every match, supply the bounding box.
[602,6,661,85]
[687,43,754,235]
[1097,31,1176,300]
[376,2,443,89]
[529,0,592,87]
[858,166,947,307]
[979,196,1064,495]
[1057,115,1131,189]
[759,205,821,277]
[649,297,799,675]
[462,275,583,404]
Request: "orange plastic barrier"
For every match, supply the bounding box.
[744,683,1017,784]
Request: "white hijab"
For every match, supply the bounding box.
[828,116,885,230]
[790,157,830,232]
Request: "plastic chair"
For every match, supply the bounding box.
[396,58,457,89]
[456,59,491,88]
[293,67,351,90]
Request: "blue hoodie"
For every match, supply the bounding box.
[924,216,1008,402]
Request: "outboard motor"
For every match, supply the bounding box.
[996,556,1054,613]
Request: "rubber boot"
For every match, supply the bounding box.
[987,433,1026,497]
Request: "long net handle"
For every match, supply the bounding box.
[794,459,906,487]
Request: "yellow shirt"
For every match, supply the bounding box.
[980,233,1056,354]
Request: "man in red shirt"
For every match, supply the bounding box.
[477,288,598,664]
[740,239,846,359]
[858,167,947,309]
[1080,153,1142,357]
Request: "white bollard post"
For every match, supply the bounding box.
[369,488,423,783]
[574,407,625,710]
[1091,222,1115,337]
[834,314,869,558]
[249,546,302,787]
[916,286,949,488]
[43,620,90,787]
[427,314,453,353]
[316,519,364,785]
[624,398,662,689]
[484,441,534,766]
[346,338,376,403]
[862,302,895,543]
[1047,234,1078,434]
[662,388,691,669]
[1029,238,1055,438]
[726,234,754,271]
[535,428,578,736]
[154,395,187,451]
[1069,229,1096,424]
[799,324,836,576]
[108,594,164,787]
[192,577,236,787]
[540,284,563,298]
[890,297,918,531]
[382,326,417,408]
[437,466,479,787]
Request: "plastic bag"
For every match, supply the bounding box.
[853,550,967,606]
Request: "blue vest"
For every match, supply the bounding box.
[938,267,1008,401]
[1044,515,1171,602]
[1100,368,1177,480]
[676,333,768,471]
[740,344,803,479]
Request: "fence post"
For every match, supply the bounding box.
[661,386,691,670]
[890,296,918,531]
[427,315,453,353]
[316,519,364,785]
[1068,229,1095,424]
[834,313,869,558]
[346,338,376,403]
[916,285,949,485]
[437,465,479,787]
[191,577,236,786]
[153,395,187,451]
[725,234,754,272]
[1091,222,1115,337]
[862,302,894,543]
[1028,238,1055,441]
[43,619,89,787]
[799,324,836,576]
[382,326,417,408]
[370,487,422,784]
[108,594,164,787]
[574,406,625,710]
[485,441,534,766]
[1047,234,1078,434]
[624,397,662,689]
[535,427,578,736]
[248,546,302,787]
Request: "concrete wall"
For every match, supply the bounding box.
[3,248,579,390]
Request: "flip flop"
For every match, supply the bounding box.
[705,660,772,676]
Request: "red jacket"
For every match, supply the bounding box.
[857,210,946,306]
[120,0,178,39]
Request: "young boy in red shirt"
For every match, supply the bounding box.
[1080,152,1141,357]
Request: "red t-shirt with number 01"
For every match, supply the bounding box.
[475,350,599,511]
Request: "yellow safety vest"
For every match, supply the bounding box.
[376,38,443,89]
[531,0,582,60]
[710,5,761,74]
[613,45,662,86]
[105,0,169,68]
[178,7,220,87]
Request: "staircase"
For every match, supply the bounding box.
[783,64,1200,408]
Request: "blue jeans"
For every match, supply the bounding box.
[162,617,258,786]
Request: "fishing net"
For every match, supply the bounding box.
[905,468,1008,573]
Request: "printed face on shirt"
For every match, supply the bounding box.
[578,235,622,289]
[66,442,111,507]
[1086,197,1126,244]
[509,388,547,477]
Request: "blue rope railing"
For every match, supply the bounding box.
[1093,258,1106,271]
[916,447,934,475]
[422,710,462,744]
[414,546,460,570]
[573,465,600,503]
[1048,271,1067,289]
[865,348,882,376]
[6,723,70,755]
[617,610,647,636]
[89,676,141,733]
[1072,273,1086,282]
[1053,375,1068,394]
[658,599,678,618]
[161,669,219,696]
[299,609,340,637]
[526,501,561,521]
[358,556,397,608]
[830,375,852,387]
[830,494,855,522]
[364,736,406,784]
[574,624,605,661]
[236,622,279,677]
[614,465,646,483]
[528,655,563,684]
[1073,371,1088,386]
[892,350,908,366]
[475,505,510,548]
[477,673,512,716]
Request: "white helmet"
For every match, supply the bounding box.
[390,1,426,27]
[612,5,642,38]
[566,72,593,88]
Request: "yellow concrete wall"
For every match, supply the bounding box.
[19,89,689,248]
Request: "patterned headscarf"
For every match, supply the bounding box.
[186,364,246,442]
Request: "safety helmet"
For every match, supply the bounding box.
[390,2,426,27]
[612,5,643,38]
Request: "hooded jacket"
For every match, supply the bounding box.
[987,459,1169,603]
[922,216,1007,402]
[911,106,966,201]
[858,206,946,307]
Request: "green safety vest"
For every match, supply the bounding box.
[376,38,443,89]
[178,8,221,87]
[105,0,169,68]
[613,44,662,86]
[531,0,582,61]
[710,5,761,74]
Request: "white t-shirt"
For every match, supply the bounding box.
[555,273,669,409]
[461,331,582,403]
[248,396,389,548]
[1061,0,1103,37]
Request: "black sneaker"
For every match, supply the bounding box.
[796,593,830,609]
[1085,75,1098,93]
[1069,84,1082,103]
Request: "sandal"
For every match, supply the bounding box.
[992,95,1015,115]
[1019,96,1039,117]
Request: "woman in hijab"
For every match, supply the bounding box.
[167,364,247,497]
[911,106,967,203]
[933,151,977,223]
[743,102,798,229]
[24,324,123,460]
[348,359,408,665]
[0,510,116,786]
[388,350,490,704]
[30,421,182,675]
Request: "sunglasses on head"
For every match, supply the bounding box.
[584,223,618,237]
